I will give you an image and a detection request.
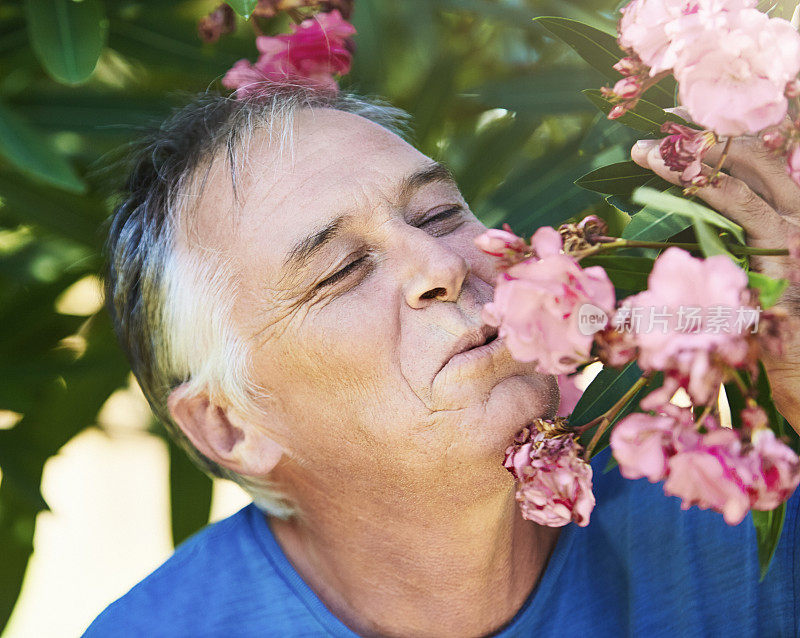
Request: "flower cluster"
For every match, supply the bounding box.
[611,405,800,524]
[610,0,800,186]
[480,226,616,375]
[476,221,797,528]
[504,420,596,527]
[221,10,355,97]
[607,247,759,406]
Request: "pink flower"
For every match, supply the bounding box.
[618,0,756,75]
[556,374,583,417]
[504,424,595,527]
[615,248,753,404]
[611,410,682,481]
[674,9,800,136]
[474,225,528,268]
[665,421,753,525]
[659,122,717,185]
[609,399,800,524]
[222,10,355,97]
[787,146,800,186]
[482,227,616,375]
[749,427,800,511]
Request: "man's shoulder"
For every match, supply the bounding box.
[82,503,298,638]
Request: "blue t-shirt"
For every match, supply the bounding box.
[83,448,800,637]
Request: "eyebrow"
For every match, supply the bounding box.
[280,161,457,276]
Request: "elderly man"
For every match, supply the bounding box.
[85,86,800,637]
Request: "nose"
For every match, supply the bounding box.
[401,232,470,309]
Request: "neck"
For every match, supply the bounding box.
[267,469,561,638]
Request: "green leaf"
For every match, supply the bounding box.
[482,139,601,231]
[632,187,746,244]
[0,103,85,193]
[24,0,107,85]
[0,485,38,630]
[533,17,623,82]
[748,272,788,309]
[621,186,690,240]
[583,90,690,135]
[225,0,258,18]
[456,115,541,204]
[575,161,659,195]
[168,436,213,547]
[570,361,643,428]
[693,219,731,258]
[469,68,601,116]
[570,362,658,457]
[580,255,654,291]
[752,504,786,581]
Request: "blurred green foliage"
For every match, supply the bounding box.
[5,0,794,631]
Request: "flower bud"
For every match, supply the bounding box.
[613,76,641,99]
[761,130,787,151]
[613,56,640,76]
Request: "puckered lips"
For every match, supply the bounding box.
[437,324,502,378]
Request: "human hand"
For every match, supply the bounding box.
[630,128,800,431]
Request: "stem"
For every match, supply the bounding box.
[726,366,749,397]
[710,137,733,183]
[583,239,789,258]
[581,372,653,460]
[694,402,715,428]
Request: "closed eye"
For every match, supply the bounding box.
[316,254,369,288]
[420,206,463,228]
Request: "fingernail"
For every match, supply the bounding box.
[635,139,658,149]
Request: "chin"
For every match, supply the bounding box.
[467,373,559,455]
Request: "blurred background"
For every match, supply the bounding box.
[0,0,794,636]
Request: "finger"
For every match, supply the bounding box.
[631,139,786,246]
[664,106,693,123]
[690,116,800,217]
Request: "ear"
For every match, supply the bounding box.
[167,384,284,478]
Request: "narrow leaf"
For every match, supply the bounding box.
[0,102,85,193]
[575,161,658,195]
[748,272,788,309]
[570,361,643,428]
[621,186,690,240]
[632,187,746,244]
[533,17,623,81]
[580,255,654,290]
[24,0,106,84]
[583,90,691,135]
[752,504,786,581]
[693,219,731,258]
[225,0,258,18]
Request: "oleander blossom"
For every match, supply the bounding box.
[788,145,800,186]
[556,374,583,418]
[504,421,595,527]
[613,248,755,405]
[612,404,800,525]
[474,224,529,268]
[480,226,616,375]
[659,122,717,186]
[222,10,355,97]
[618,0,756,75]
[674,9,800,136]
[610,409,682,481]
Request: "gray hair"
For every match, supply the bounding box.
[104,84,412,517]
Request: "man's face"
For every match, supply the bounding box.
[197,108,556,498]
